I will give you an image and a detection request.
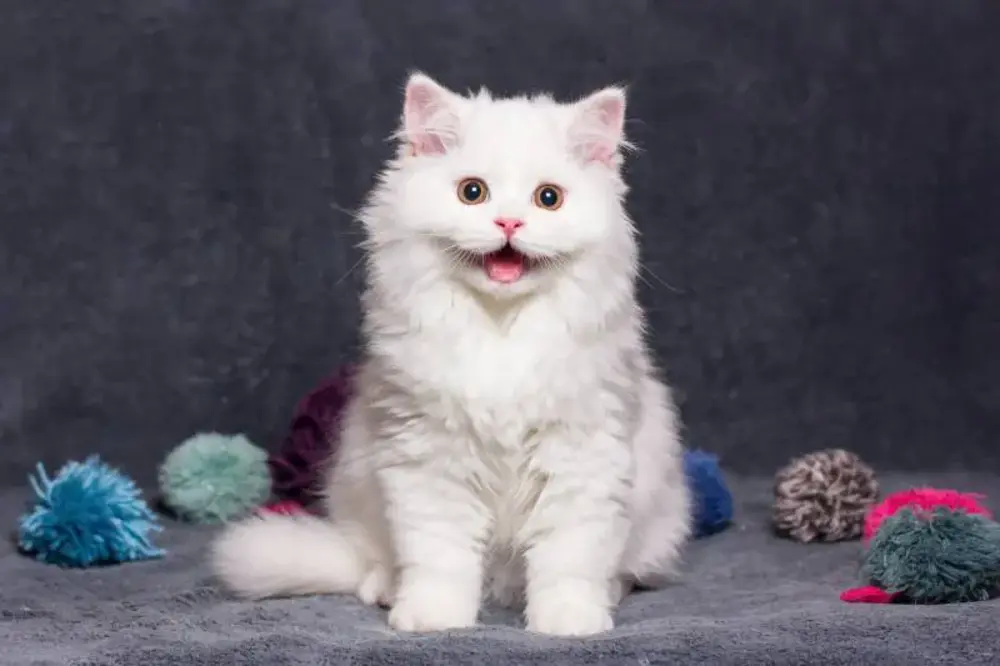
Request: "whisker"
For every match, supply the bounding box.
[334,255,367,286]
[637,262,684,294]
[634,268,654,290]
[329,201,363,223]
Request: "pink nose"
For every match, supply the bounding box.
[494,218,524,238]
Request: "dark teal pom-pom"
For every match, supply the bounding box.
[863,507,1000,603]
[17,456,164,567]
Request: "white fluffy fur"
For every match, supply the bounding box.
[211,73,691,637]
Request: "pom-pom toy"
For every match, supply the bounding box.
[257,499,310,516]
[773,449,878,543]
[269,364,356,507]
[17,456,163,567]
[685,449,734,537]
[841,488,1000,604]
[159,432,270,523]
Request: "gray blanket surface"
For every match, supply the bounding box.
[3,474,998,665]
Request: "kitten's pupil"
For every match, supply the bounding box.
[539,187,558,208]
[464,182,481,200]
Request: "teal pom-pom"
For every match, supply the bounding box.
[18,456,163,567]
[159,432,271,523]
[863,507,1000,603]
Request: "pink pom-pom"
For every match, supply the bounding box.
[862,488,992,543]
[257,500,307,516]
[840,585,900,604]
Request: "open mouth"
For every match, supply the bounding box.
[482,244,529,283]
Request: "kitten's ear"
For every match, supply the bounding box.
[568,86,628,166]
[402,73,463,157]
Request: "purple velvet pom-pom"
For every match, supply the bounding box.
[267,364,356,506]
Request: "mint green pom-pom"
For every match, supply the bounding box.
[159,433,270,523]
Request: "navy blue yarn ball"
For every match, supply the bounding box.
[685,449,734,537]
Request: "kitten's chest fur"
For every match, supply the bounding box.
[370,290,631,546]
[389,309,603,450]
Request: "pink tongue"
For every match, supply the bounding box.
[484,248,526,283]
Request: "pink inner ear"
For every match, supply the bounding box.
[591,95,625,134]
[403,77,455,157]
[586,144,615,166]
[410,133,447,156]
[572,89,626,166]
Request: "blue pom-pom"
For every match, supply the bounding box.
[17,456,164,567]
[685,449,734,538]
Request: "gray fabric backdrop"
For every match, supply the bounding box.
[2,0,999,486]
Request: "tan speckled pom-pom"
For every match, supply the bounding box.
[772,449,879,543]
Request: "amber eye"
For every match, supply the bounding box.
[533,184,564,210]
[457,178,489,205]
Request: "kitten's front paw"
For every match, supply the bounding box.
[388,577,479,632]
[526,581,614,637]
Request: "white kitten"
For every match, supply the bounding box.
[211,73,691,637]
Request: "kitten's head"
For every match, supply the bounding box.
[364,73,636,303]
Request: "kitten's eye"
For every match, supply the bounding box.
[533,184,564,211]
[457,178,489,205]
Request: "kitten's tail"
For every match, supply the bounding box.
[210,513,364,599]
